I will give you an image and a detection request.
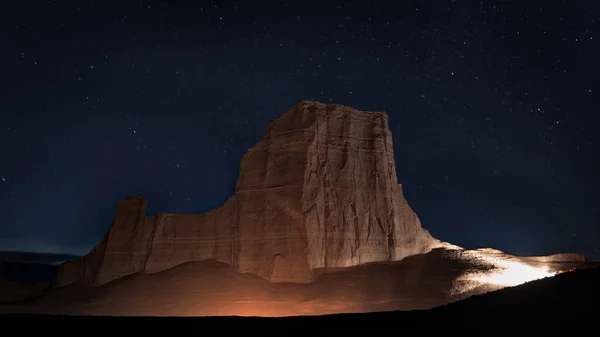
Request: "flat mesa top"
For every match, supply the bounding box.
[264,101,391,136]
[294,100,388,116]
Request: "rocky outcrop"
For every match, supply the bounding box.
[55,101,442,287]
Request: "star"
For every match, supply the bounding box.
[0,0,598,264]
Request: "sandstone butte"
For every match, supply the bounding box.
[54,101,453,287]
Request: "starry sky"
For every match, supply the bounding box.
[1,0,598,261]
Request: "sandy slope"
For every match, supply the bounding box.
[1,248,596,317]
[0,278,51,303]
[2,269,599,333]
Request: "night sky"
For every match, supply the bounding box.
[1,1,598,261]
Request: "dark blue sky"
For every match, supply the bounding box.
[1,0,598,260]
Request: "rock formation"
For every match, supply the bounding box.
[55,101,443,287]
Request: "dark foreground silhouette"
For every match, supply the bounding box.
[1,266,597,332]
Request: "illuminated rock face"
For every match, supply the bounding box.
[55,101,442,287]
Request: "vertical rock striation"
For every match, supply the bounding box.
[55,101,442,287]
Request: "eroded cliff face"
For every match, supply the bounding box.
[55,101,442,287]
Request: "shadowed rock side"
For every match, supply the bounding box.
[55,101,442,287]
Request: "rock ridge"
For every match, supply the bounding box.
[55,101,442,287]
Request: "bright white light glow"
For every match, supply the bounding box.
[452,249,557,295]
